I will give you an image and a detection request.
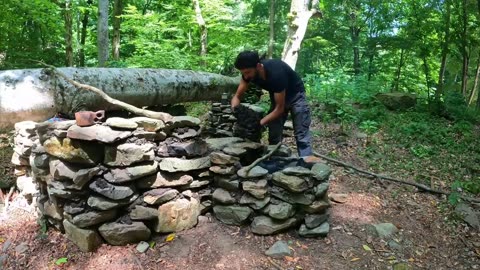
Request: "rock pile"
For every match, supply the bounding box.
[206,95,264,142]
[11,114,333,252]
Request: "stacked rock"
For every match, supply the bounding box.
[232,104,265,142]
[210,142,333,237]
[206,102,237,137]
[13,116,219,252]
[11,121,39,204]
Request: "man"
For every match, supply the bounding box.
[231,50,318,162]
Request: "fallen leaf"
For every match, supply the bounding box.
[350,258,361,262]
[165,233,176,242]
[363,245,372,252]
[408,258,415,262]
[0,237,4,243]
[285,256,299,263]
[295,266,303,269]
[149,241,156,249]
[55,257,68,266]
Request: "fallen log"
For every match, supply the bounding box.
[0,68,239,128]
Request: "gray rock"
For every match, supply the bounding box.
[270,186,314,205]
[272,172,309,193]
[314,182,329,199]
[170,116,201,128]
[455,203,480,229]
[154,197,200,233]
[305,214,329,229]
[87,194,137,210]
[268,202,295,220]
[63,220,103,252]
[388,240,403,251]
[237,166,268,178]
[268,144,292,157]
[367,223,399,239]
[165,140,209,157]
[223,147,247,156]
[299,222,329,237]
[43,137,104,165]
[16,175,37,196]
[213,205,253,225]
[242,180,268,199]
[14,242,28,254]
[265,241,292,258]
[301,200,330,214]
[143,188,179,205]
[329,193,348,204]
[43,200,63,220]
[130,205,159,220]
[99,222,151,246]
[239,193,270,210]
[49,158,78,180]
[136,241,150,253]
[14,121,37,137]
[213,176,240,191]
[212,188,236,204]
[132,130,167,141]
[30,153,49,168]
[71,167,102,190]
[311,163,332,182]
[172,128,198,140]
[47,181,86,199]
[104,161,158,183]
[210,152,240,165]
[205,137,243,151]
[186,180,211,189]
[136,171,193,189]
[131,117,165,132]
[159,157,211,172]
[231,141,265,151]
[250,216,298,235]
[104,143,155,166]
[209,165,236,175]
[89,178,135,200]
[64,201,86,215]
[67,124,132,143]
[376,92,416,110]
[106,117,138,129]
[71,209,118,228]
[282,166,312,176]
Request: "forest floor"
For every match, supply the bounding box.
[0,122,479,270]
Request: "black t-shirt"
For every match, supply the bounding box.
[250,59,305,105]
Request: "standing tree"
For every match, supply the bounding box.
[267,0,275,59]
[281,0,321,69]
[193,0,208,64]
[112,0,123,61]
[98,0,109,67]
[64,0,73,66]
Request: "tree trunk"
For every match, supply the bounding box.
[112,0,123,61]
[0,68,239,129]
[460,0,469,97]
[349,5,361,76]
[422,56,432,100]
[79,0,92,67]
[436,0,451,102]
[64,0,73,66]
[193,0,207,61]
[267,0,275,59]
[468,52,480,105]
[392,48,405,92]
[281,0,320,70]
[98,0,109,67]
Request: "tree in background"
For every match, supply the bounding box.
[98,0,109,67]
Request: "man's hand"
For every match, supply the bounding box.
[231,95,241,111]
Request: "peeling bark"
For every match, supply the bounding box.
[0,68,238,128]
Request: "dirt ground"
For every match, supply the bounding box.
[1,125,479,270]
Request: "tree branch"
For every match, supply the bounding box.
[245,142,282,173]
[313,151,480,203]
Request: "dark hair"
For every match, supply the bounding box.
[234,51,265,69]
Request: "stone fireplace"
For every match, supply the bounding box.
[11,107,332,252]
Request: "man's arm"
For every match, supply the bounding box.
[231,78,249,109]
[260,90,285,126]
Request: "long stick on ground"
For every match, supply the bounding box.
[39,63,173,123]
[245,142,282,173]
[313,151,480,203]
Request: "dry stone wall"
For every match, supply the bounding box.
[11,113,332,252]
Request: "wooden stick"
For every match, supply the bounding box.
[245,142,282,173]
[267,257,285,270]
[313,151,480,203]
[38,62,173,123]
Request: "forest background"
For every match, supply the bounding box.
[1,0,479,204]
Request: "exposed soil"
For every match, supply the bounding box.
[1,124,479,270]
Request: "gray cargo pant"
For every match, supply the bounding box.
[267,91,313,157]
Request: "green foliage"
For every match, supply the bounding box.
[359,120,379,134]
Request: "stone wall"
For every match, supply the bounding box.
[11,114,332,252]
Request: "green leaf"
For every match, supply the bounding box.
[149,241,156,249]
[55,257,68,266]
[363,245,372,252]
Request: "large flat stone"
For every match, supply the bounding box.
[242,180,268,199]
[130,205,159,220]
[212,188,236,204]
[71,209,118,228]
[272,172,310,193]
[63,220,103,252]
[250,216,298,235]
[210,152,240,165]
[213,205,253,225]
[298,222,329,237]
[136,171,193,189]
[44,137,103,165]
[89,178,135,200]
[205,137,243,151]
[143,188,179,205]
[104,143,155,166]
[105,117,138,130]
[237,166,268,178]
[159,157,211,172]
[239,193,270,210]
[130,117,165,132]
[311,163,332,182]
[99,222,151,246]
[87,194,137,210]
[270,186,314,205]
[67,124,132,143]
[104,161,158,183]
